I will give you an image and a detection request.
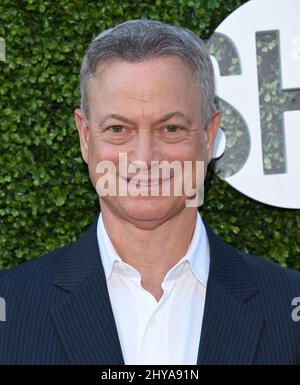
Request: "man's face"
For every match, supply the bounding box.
[75,56,220,228]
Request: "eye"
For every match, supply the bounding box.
[109,125,125,133]
[164,125,180,133]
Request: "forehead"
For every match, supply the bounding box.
[86,56,202,120]
[92,56,198,93]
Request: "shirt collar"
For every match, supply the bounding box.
[97,211,210,287]
[97,213,123,281]
[181,211,210,286]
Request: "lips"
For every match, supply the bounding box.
[128,177,172,186]
[119,176,173,186]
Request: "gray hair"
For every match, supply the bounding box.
[80,19,216,125]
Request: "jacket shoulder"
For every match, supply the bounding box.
[0,242,73,293]
[239,249,300,291]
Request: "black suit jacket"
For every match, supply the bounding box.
[0,214,300,364]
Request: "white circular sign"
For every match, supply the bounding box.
[211,0,300,208]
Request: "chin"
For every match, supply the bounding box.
[116,196,184,228]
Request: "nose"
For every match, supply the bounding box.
[129,130,162,170]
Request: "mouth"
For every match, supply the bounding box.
[120,176,173,187]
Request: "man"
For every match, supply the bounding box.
[0,19,300,365]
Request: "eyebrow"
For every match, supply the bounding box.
[98,111,192,128]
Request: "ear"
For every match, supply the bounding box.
[74,108,89,164]
[204,111,221,163]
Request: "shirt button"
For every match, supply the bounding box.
[149,316,157,327]
[118,263,126,272]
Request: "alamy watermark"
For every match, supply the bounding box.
[95,153,205,207]
[291,297,300,322]
[0,297,6,322]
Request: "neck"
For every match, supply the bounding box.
[100,203,198,301]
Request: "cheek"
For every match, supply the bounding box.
[87,141,121,190]
[88,139,120,165]
[165,142,203,162]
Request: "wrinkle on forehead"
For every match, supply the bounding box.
[87,56,202,125]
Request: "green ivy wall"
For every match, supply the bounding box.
[0,0,299,271]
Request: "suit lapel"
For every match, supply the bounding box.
[197,280,264,364]
[197,220,264,365]
[52,214,124,365]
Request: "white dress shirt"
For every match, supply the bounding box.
[97,212,210,365]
